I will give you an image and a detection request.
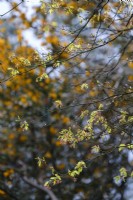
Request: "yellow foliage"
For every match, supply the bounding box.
[45,78,51,84]
[4,101,12,107]
[0,38,5,46]
[20,96,28,105]
[8,149,16,156]
[75,86,82,93]
[53,113,61,120]
[114,101,119,107]
[113,2,120,7]
[55,141,62,147]
[19,135,28,142]
[128,75,133,81]
[57,163,65,170]
[16,30,22,42]
[50,127,57,135]
[108,90,114,97]
[46,36,59,45]
[0,190,6,196]
[3,169,14,177]
[9,133,15,140]
[128,62,133,69]
[62,116,70,124]
[7,143,13,148]
[16,46,34,56]
[89,90,98,97]
[60,52,69,59]
[67,2,78,9]
[0,27,6,33]
[49,92,57,99]
[85,71,90,76]
[45,152,52,158]
[20,13,26,20]
[89,81,95,88]
[32,95,39,102]
[26,79,32,84]
[104,4,110,11]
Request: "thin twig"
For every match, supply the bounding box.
[0,1,23,17]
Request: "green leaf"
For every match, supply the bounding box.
[81,83,88,90]
[119,144,126,152]
[114,176,121,183]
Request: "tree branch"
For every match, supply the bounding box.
[22,176,58,200]
[0,1,23,17]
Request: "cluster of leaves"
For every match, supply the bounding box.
[68,161,86,178]
[114,167,133,183]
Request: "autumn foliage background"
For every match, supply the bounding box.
[0,0,133,200]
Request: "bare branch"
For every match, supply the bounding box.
[22,176,58,200]
[0,1,23,17]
